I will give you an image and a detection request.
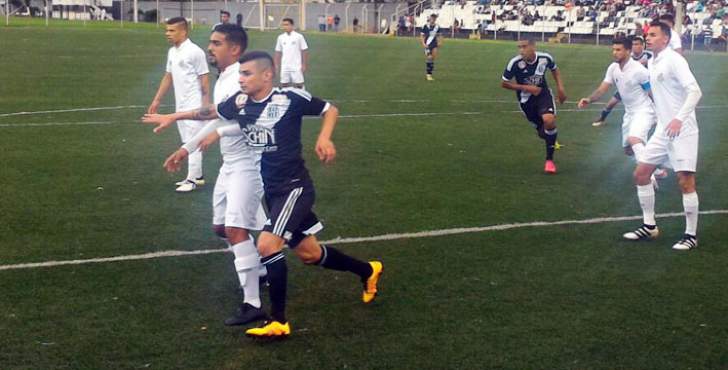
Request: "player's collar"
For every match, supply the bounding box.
[251,87,275,103]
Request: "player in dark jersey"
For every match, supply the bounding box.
[143,51,383,339]
[592,35,652,127]
[421,14,441,81]
[501,38,567,174]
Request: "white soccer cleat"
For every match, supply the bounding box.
[175,180,197,193]
[672,234,698,251]
[175,177,205,186]
[592,120,606,127]
[623,224,659,241]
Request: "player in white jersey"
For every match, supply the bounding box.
[148,17,211,193]
[578,37,664,187]
[145,25,269,325]
[274,18,309,89]
[658,14,683,55]
[623,21,702,251]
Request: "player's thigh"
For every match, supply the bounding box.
[641,132,670,167]
[430,47,439,59]
[263,185,316,243]
[668,133,699,173]
[519,102,542,127]
[225,165,266,230]
[212,168,229,226]
[279,70,292,84]
[537,90,557,127]
[290,71,305,84]
[626,111,655,144]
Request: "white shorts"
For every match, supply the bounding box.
[641,131,698,172]
[212,161,267,230]
[177,119,206,143]
[621,110,656,147]
[280,70,304,84]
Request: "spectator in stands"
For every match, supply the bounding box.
[318,14,326,32]
[633,21,643,36]
[353,17,359,32]
[334,14,340,31]
[719,15,728,51]
[327,15,334,31]
[587,7,598,21]
[236,13,243,28]
[576,6,585,21]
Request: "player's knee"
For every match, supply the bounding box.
[212,224,226,239]
[541,115,556,129]
[256,234,284,258]
[677,173,696,193]
[225,227,250,244]
[633,166,652,185]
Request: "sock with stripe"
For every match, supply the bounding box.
[426,61,434,75]
[599,107,612,121]
[261,251,287,323]
[544,128,558,160]
[683,192,699,236]
[317,245,374,281]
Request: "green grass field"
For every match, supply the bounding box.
[1,18,728,369]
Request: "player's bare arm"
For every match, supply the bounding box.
[301,50,309,74]
[578,82,611,108]
[551,68,568,104]
[274,51,282,76]
[315,105,339,164]
[141,104,220,133]
[148,72,173,114]
[199,74,211,106]
[501,80,542,96]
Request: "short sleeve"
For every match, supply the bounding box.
[603,64,615,84]
[165,50,173,73]
[193,48,209,76]
[502,63,514,81]
[303,96,329,116]
[547,55,557,70]
[299,34,309,50]
[217,92,241,121]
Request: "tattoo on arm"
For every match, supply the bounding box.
[192,105,218,120]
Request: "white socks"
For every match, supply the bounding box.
[231,239,261,308]
[637,184,656,225]
[683,192,699,236]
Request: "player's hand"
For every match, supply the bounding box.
[142,113,176,133]
[526,86,543,96]
[557,89,568,104]
[315,138,336,164]
[199,131,220,152]
[665,118,683,139]
[147,100,161,114]
[577,98,590,109]
[163,148,189,173]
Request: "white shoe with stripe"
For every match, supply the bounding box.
[623,224,659,241]
[672,235,698,251]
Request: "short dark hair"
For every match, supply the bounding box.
[612,37,632,49]
[213,24,248,53]
[518,35,537,45]
[282,17,294,25]
[220,10,230,16]
[166,16,188,30]
[239,50,275,74]
[658,13,675,24]
[429,14,438,19]
[649,20,672,41]
[631,35,645,45]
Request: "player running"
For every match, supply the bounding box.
[501,38,567,174]
[143,51,384,338]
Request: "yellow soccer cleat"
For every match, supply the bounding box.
[245,321,291,338]
[554,141,563,150]
[362,261,383,304]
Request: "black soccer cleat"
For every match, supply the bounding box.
[223,303,267,326]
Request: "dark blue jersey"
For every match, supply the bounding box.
[217,87,329,194]
[421,24,440,48]
[502,52,557,103]
[632,50,653,65]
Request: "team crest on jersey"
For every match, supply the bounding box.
[235,94,248,108]
[518,61,526,69]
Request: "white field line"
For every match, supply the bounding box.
[0,121,117,128]
[1,209,726,272]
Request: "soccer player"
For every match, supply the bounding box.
[577,38,658,183]
[501,38,567,174]
[658,13,683,55]
[274,18,309,89]
[622,21,702,250]
[421,14,441,81]
[591,36,653,127]
[148,17,211,193]
[143,51,384,338]
[144,25,268,326]
[212,10,231,31]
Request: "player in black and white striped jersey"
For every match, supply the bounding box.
[421,14,441,81]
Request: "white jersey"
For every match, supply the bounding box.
[166,38,209,111]
[648,47,699,135]
[603,58,654,114]
[275,31,308,72]
[669,29,682,51]
[214,62,260,165]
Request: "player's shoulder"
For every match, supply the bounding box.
[277,87,313,102]
[535,51,555,62]
[505,54,523,69]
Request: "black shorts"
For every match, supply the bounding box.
[519,88,556,128]
[425,44,437,56]
[263,182,323,248]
